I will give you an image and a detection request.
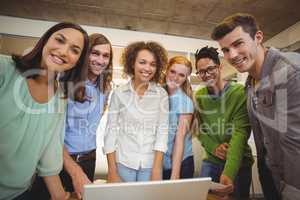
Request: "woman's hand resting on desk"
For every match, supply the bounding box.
[210,174,234,200]
[107,170,123,183]
[151,168,162,181]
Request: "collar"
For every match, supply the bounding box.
[169,88,183,97]
[245,47,280,89]
[86,79,97,87]
[119,79,157,93]
[207,81,230,98]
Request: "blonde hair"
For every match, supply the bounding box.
[162,56,200,136]
[162,56,193,99]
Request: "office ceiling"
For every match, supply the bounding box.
[1,0,300,41]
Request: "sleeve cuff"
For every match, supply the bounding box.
[222,166,237,181]
[153,142,168,153]
[37,168,62,177]
[103,145,116,154]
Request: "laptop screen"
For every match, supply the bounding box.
[83,177,211,200]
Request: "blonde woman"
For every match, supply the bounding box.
[162,56,194,180]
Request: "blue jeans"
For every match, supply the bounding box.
[200,160,252,199]
[117,163,154,182]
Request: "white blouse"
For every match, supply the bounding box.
[104,80,169,169]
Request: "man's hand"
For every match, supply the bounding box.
[211,174,234,198]
[213,143,229,160]
[70,166,92,199]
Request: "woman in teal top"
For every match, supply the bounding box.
[161,56,195,179]
[30,33,113,200]
[0,22,89,200]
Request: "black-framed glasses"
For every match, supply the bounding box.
[196,65,218,77]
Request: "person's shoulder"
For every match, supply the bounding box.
[272,51,300,89]
[114,81,130,93]
[0,54,13,62]
[0,54,17,84]
[227,82,247,100]
[177,89,192,103]
[0,54,15,70]
[270,48,300,70]
[229,82,245,91]
[0,54,11,59]
[279,50,300,66]
[194,86,207,97]
[151,83,168,96]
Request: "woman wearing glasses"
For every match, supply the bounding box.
[194,46,253,199]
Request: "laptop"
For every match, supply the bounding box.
[83,177,211,200]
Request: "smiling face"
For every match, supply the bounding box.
[133,49,157,84]
[41,28,84,72]
[166,63,190,90]
[88,43,111,78]
[196,57,221,86]
[217,26,263,74]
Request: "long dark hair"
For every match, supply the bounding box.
[12,22,89,102]
[88,33,113,94]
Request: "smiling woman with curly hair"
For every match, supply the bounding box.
[104,41,170,183]
[122,41,168,83]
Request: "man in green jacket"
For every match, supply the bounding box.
[194,46,253,199]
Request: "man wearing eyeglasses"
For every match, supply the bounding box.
[212,13,300,200]
[194,46,253,199]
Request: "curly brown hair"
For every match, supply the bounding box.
[121,41,168,83]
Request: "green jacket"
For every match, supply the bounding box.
[195,82,253,181]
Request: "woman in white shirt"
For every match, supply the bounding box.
[104,41,169,182]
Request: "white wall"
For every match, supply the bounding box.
[0,15,218,53]
[264,20,300,49]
